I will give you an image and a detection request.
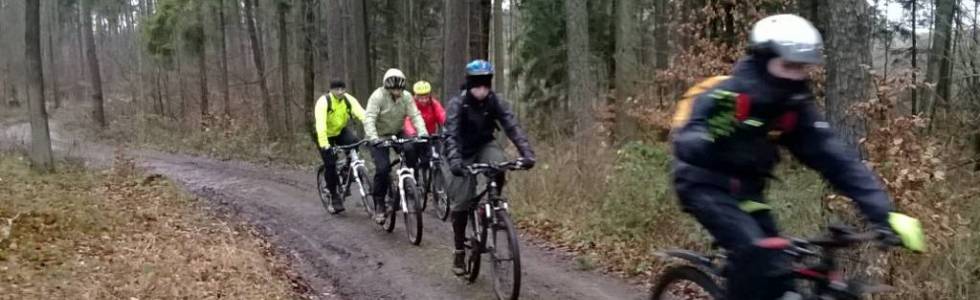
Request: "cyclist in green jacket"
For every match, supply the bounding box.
[314,80,366,214]
[364,69,429,224]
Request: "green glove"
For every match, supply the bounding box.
[888,212,926,253]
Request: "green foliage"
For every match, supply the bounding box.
[141,0,205,67]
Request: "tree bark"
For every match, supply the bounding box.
[326,0,347,83]
[197,0,209,125]
[219,0,231,118]
[442,0,468,102]
[25,0,54,171]
[277,0,292,135]
[301,0,316,131]
[491,0,505,96]
[653,0,668,70]
[349,0,372,101]
[468,0,491,59]
[245,0,280,138]
[46,1,61,109]
[923,0,955,121]
[825,0,872,148]
[614,0,638,142]
[565,0,595,134]
[82,0,107,128]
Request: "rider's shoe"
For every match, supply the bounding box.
[452,249,467,275]
[373,196,387,224]
[329,191,345,214]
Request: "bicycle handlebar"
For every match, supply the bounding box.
[328,140,369,153]
[372,136,426,148]
[466,160,528,175]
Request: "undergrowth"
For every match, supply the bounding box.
[0,152,302,299]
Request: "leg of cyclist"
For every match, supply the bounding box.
[448,142,506,275]
[370,144,393,224]
[674,178,792,300]
[324,128,359,212]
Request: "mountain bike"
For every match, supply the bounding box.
[462,160,530,300]
[316,140,373,215]
[416,134,451,221]
[650,225,898,300]
[374,136,426,245]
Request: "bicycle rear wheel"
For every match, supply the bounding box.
[355,166,374,216]
[466,207,487,283]
[432,168,451,221]
[382,185,397,232]
[419,168,430,212]
[650,265,722,300]
[402,177,423,245]
[491,211,521,300]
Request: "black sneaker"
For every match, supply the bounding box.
[329,192,345,214]
[452,250,467,275]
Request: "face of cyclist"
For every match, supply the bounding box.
[387,88,404,99]
[767,57,814,81]
[416,94,431,103]
[329,87,345,97]
[469,86,490,100]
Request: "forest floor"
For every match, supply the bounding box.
[0,115,646,299]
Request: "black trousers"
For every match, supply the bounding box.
[318,127,359,194]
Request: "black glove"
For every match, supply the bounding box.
[518,157,536,169]
[450,163,465,176]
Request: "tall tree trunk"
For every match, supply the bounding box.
[245,0,280,138]
[653,0,668,70]
[198,0,209,126]
[614,0,638,142]
[825,0,872,148]
[468,0,491,59]
[219,0,231,118]
[349,0,372,101]
[47,1,61,109]
[911,0,919,114]
[26,0,54,171]
[326,0,347,83]
[277,0,292,135]
[491,0,505,96]
[82,0,107,128]
[442,0,467,102]
[923,0,955,122]
[301,0,316,131]
[566,0,595,135]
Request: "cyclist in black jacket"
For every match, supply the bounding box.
[671,14,925,300]
[444,60,536,275]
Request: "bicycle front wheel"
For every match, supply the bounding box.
[491,211,521,300]
[401,177,423,245]
[649,265,722,300]
[382,184,397,232]
[316,166,333,214]
[355,166,374,216]
[466,208,487,283]
[432,168,451,221]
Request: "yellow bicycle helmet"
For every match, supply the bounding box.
[413,80,432,95]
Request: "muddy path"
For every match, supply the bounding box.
[1,122,646,300]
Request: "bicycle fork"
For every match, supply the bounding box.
[397,166,415,213]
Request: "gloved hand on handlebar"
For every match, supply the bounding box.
[450,159,465,176]
[874,212,925,253]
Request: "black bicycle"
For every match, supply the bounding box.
[416,134,451,221]
[651,225,899,300]
[316,140,373,215]
[374,136,426,245]
[462,160,530,300]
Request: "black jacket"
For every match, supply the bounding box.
[671,55,893,224]
[444,91,534,165]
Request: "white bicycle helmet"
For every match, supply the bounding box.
[749,14,823,64]
[383,68,407,89]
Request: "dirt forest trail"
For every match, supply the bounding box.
[0,121,646,300]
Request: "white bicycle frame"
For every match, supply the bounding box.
[396,164,415,213]
[348,150,368,197]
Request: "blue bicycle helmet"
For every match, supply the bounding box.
[465,60,494,76]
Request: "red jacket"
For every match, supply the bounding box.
[403,96,446,136]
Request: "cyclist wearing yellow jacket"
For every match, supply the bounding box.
[314,80,366,214]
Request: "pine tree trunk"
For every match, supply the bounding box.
[277,0,292,135]
[349,0,372,101]
[301,0,315,131]
[923,0,955,123]
[653,0,668,70]
[492,0,505,96]
[26,0,54,171]
[47,1,61,109]
[219,0,231,118]
[198,0,209,126]
[442,0,468,102]
[825,0,872,148]
[565,0,595,135]
[245,0,280,138]
[614,0,638,142]
[82,0,107,128]
[326,0,347,83]
[468,0,491,59]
